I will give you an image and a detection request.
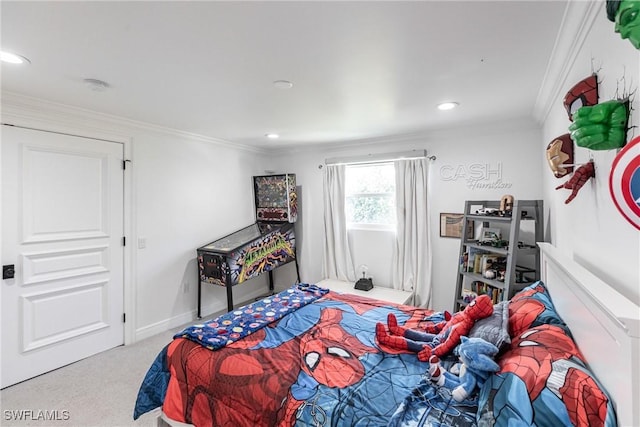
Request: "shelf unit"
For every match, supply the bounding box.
[453,199,544,312]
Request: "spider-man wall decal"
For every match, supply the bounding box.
[564,74,599,121]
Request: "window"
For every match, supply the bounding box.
[345,162,396,229]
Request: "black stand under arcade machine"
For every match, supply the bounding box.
[196,174,300,317]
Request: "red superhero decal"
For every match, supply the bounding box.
[500,325,609,427]
[546,133,575,178]
[564,74,599,121]
[163,307,377,426]
[556,161,596,204]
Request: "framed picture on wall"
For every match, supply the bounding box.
[440,213,474,239]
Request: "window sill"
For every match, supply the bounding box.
[347,223,396,232]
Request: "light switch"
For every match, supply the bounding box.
[138,237,146,249]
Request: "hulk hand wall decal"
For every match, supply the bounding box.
[607,0,640,49]
[568,99,629,150]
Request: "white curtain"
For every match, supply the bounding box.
[392,158,432,306]
[322,164,356,281]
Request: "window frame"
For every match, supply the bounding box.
[344,162,397,231]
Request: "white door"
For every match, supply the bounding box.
[1,125,124,388]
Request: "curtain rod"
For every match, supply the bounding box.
[324,149,434,166]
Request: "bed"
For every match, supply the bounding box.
[133,242,639,427]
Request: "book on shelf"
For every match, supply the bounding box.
[467,280,504,304]
[466,247,486,273]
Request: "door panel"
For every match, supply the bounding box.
[1,125,124,388]
[22,280,109,352]
[22,245,109,285]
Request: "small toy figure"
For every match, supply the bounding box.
[555,161,596,204]
[475,208,500,216]
[375,294,493,361]
[428,336,500,402]
[499,194,514,215]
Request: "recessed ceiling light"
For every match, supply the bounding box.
[437,102,459,111]
[0,50,30,64]
[273,80,293,90]
[265,133,279,139]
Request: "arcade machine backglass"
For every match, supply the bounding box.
[197,174,299,316]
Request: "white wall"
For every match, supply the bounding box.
[269,117,543,312]
[538,3,640,304]
[132,130,271,338]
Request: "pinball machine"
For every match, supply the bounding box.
[196,174,300,316]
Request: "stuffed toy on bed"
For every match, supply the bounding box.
[428,336,500,402]
[375,294,494,361]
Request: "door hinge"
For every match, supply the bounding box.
[122,313,126,323]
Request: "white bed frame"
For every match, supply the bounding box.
[156,243,640,427]
[539,242,639,427]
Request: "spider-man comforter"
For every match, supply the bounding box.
[133,284,480,426]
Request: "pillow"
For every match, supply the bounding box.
[508,281,569,337]
[477,324,617,427]
[468,301,511,351]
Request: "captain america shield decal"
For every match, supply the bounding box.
[610,135,640,230]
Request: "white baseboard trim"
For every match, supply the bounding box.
[134,311,197,342]
[133,285,281,342]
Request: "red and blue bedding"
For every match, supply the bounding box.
[133,282,617,427]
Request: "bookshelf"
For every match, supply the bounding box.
[453,199,544,311]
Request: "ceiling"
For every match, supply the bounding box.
[1,1,568,149]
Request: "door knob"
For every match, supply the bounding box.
[3,264,15,279]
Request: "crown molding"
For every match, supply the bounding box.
[270,115,540,156]
[1,91,266,154]
[533,0,602,124]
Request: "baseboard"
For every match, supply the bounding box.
[134,284,282,342]
[135,310,198,342]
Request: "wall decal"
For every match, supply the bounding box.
[546,134,575,178]
[609,135,640,229]
[439,162,513,190]
[563,74,599,120]
[569,99,629,150]
[607,0,640,50]
[555,161,596,204]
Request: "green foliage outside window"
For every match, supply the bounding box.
[345,163,396,225]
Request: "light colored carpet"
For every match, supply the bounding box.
[0,327,179,427]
